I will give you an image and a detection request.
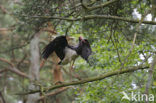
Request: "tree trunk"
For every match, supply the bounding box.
[52,53,64,103]
[26,32,40,103]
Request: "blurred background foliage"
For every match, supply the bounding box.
[0,0,156,103]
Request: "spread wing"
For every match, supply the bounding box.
[42,36,68,60]
[80,40,92,62]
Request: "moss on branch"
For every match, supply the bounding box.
[18,65,149,95]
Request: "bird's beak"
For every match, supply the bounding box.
[79,36,85,43]
[79,36,83,40]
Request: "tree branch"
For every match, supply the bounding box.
[0,28,13,31]
[0,91,6,103]
[145,55,156,103]
[28,15,156,25]
[38,87,69,101]
[0,5,8,14]
[41,28,57,34]
[0,58,29,79]
[86,0,119,11]
[80,0,88,9]
[19,65,149,95]
[7,67,29,79]
[0,69,7,74]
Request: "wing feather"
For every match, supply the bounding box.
[80,40,92,61]
[42,36,68,60]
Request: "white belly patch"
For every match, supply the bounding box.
[61,47,78,65]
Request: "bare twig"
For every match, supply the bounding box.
[38,87,69,101]
[0,58,29,79]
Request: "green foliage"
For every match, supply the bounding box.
[0,0,156,103]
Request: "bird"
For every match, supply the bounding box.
[41,35,92,66]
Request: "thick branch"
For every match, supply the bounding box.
[29,15,156,25]
[20,65,149,95]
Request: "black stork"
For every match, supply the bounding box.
[41,35,92,65]
[40,35,92,79]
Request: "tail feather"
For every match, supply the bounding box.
[42,41,55,59]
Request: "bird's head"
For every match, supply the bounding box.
[77,36,92,62]
[79,36,83,42]
[79,36,89,45]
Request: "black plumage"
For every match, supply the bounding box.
[42,36,67,60]
[42,35,92,65]
[79,39,92,62]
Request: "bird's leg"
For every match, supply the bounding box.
[40,59,46,69]
[69,61,74,80]
[69,60,81,80]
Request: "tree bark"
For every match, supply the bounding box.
[26,32,40,103]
